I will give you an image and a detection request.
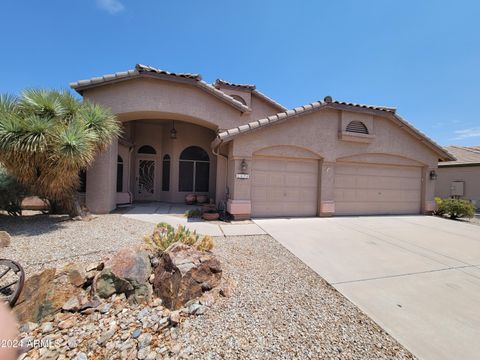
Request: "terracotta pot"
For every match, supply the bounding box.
[196,195,209,204]
[202,212,219,221]
[202,204,216,212]
[185,194,197,205]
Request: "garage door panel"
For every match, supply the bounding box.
[335,163,421,215]
[252,157,318,217]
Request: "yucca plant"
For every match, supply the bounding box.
[0,90,121,217]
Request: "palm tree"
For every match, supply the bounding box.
[0,89,120,217]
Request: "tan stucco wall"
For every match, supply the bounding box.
[436,166,480,207]
[225,109,439,216]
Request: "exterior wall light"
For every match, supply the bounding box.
[170,120,177,139]
[429,170,437,180]
[240,159,248,173]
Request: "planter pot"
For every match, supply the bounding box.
[202,204,216,212]
[196,195,209,204]
[202,212,220,221]
[185,194,197,205]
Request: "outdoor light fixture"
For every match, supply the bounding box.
[170,120,177,139]
[429,170,437,180]
[240,159,248,173]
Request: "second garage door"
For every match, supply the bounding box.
[251,157,318,217]
[334,163,422,215]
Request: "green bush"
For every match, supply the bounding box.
[144,222,214,253]
[184,208,202,218]
[435,197,476,219]
[0,166,27,216]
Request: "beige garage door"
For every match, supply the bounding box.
[251,157,318,217]
[335,163,422,215]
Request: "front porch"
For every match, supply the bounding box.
[120,202,266,236]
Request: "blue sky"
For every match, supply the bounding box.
[1,0,479,146]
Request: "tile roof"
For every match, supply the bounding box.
[439,146,480,166]
[70,64,251,113]
[213,79,287,111]
[214,79,256,90]
[213,96,454,161]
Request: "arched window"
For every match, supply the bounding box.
[230,94,247,106]
[138,145,156,154]
[162,154,170,191]
[346,121,369,134]
[179,146,210,192]
[117,155,123,192]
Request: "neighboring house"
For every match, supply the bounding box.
[436,146,480,209]
[70,64,454,218]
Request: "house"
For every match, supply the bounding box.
[70,64,454,219]
[435,146,480,208]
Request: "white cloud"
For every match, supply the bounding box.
[453,127,480,139]
[96,0,125,14]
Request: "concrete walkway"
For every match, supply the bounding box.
[122,202,265,236]
[254,216,480,360]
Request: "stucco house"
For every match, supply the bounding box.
[435,146,480,209]
[70,64,454,219]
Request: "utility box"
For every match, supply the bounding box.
[451,181,465,197]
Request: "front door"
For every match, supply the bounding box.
[136,157,155,200]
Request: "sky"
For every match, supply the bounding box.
[0,0,479,146]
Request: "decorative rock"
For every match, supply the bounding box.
[93,247,152,302]
[62,296,81,312]
[0,231,11,247]
[169,311,181,326]
[74,352,88,360]
[136,346,150,360]
[97,303,112,314]
[152,243,222,309]
[14,266,88,323]
[187,303,201,315]
[58,318,75,330]
[137,333,152,349]
[19,322,39,333]
[131,329,142,339]
[97,326,117,345]
[41,322,54,333]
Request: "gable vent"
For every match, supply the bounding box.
[346,121,369,134]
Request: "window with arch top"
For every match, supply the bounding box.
[138,145,156,154]
[179,146,210,192]
[345,121,369,134]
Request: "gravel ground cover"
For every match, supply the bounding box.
[1,214,414,359]
[0,213,153,276]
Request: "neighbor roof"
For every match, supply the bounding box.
[70,64,251,113]
[213,96,454,162]
[438,146,480,167]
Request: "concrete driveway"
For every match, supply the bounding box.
[254,216,480,360]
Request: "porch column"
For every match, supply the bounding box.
[86,140,118,213]
[319,161,335,216]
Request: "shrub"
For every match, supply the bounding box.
[144,222,215,252]
[0,166,27,216]
[184,208,202,218]
[435,197,476,219]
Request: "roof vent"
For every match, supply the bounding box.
[324,96,333,103]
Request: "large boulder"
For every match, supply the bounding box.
[0,231,11,248]
[153,243,222,309]
[14,264,89,323]
[93,247,152,303]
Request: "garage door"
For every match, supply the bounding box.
[251,157,318,217]
[335,163,422,215]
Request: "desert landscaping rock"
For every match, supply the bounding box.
[153,243,222,309]
[0,230,11,247]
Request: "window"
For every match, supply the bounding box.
[346,121,369,134]
[162,154,170,191]
[230,94,247,106]
[117,155,123,192]
[138,145,156,154]
[78,170,87,193]
[179,146,210,192]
